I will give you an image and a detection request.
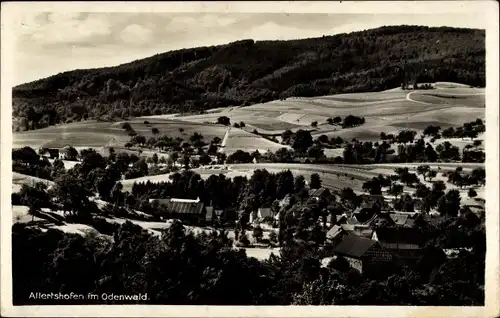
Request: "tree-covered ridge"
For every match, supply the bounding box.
[13,25,485,130]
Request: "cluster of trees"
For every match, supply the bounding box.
[341,115,365,128]
[217,116,231,126]
[441,119,485,140]
[280,129,316,154]
[326,117,342,125]
[319,115,365,128]
[380,129,418,144]
[444,167,485,188]
[233,121,246,128]
[13,26,485,131]
[338,134,483,165]
[358,165,484,217]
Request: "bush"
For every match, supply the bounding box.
[467,188,477,198]
[239,233,250,247]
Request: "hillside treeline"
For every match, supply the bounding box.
[13,25,485,131]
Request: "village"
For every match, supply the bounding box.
[13,133,485,278]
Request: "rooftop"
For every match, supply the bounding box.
[333,235,379,258]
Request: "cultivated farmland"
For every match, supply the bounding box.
[13,83,485,155]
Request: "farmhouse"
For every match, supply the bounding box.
[327,224,374,244]
[371,227,425,263]
[149,197,206,224]
[332,235,393,275]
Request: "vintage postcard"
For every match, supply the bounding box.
[1,1,499,317]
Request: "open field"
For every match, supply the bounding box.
[13,83,484,155]
[220,127,290,155]
[12,172,55,193]
[13,118,228,150]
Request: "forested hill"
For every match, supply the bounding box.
[13,25,485,131]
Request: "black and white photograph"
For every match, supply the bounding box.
[1,1,499,317]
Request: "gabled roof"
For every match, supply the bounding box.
[326,225,344,239]
[149,198,205,215]
[373,227,424,245]
[309,187,330,198]
[333,235,378,258]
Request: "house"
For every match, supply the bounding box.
[363,213,395,227]
[309,187,332,201]
[249,207,273,223]
[332,235,393,275]
[40,148,60,159]
[149,197,206,224]
[371,227,425,263]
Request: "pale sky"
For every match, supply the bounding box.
[12,11,488,85]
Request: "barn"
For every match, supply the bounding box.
[149,197,207,225]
